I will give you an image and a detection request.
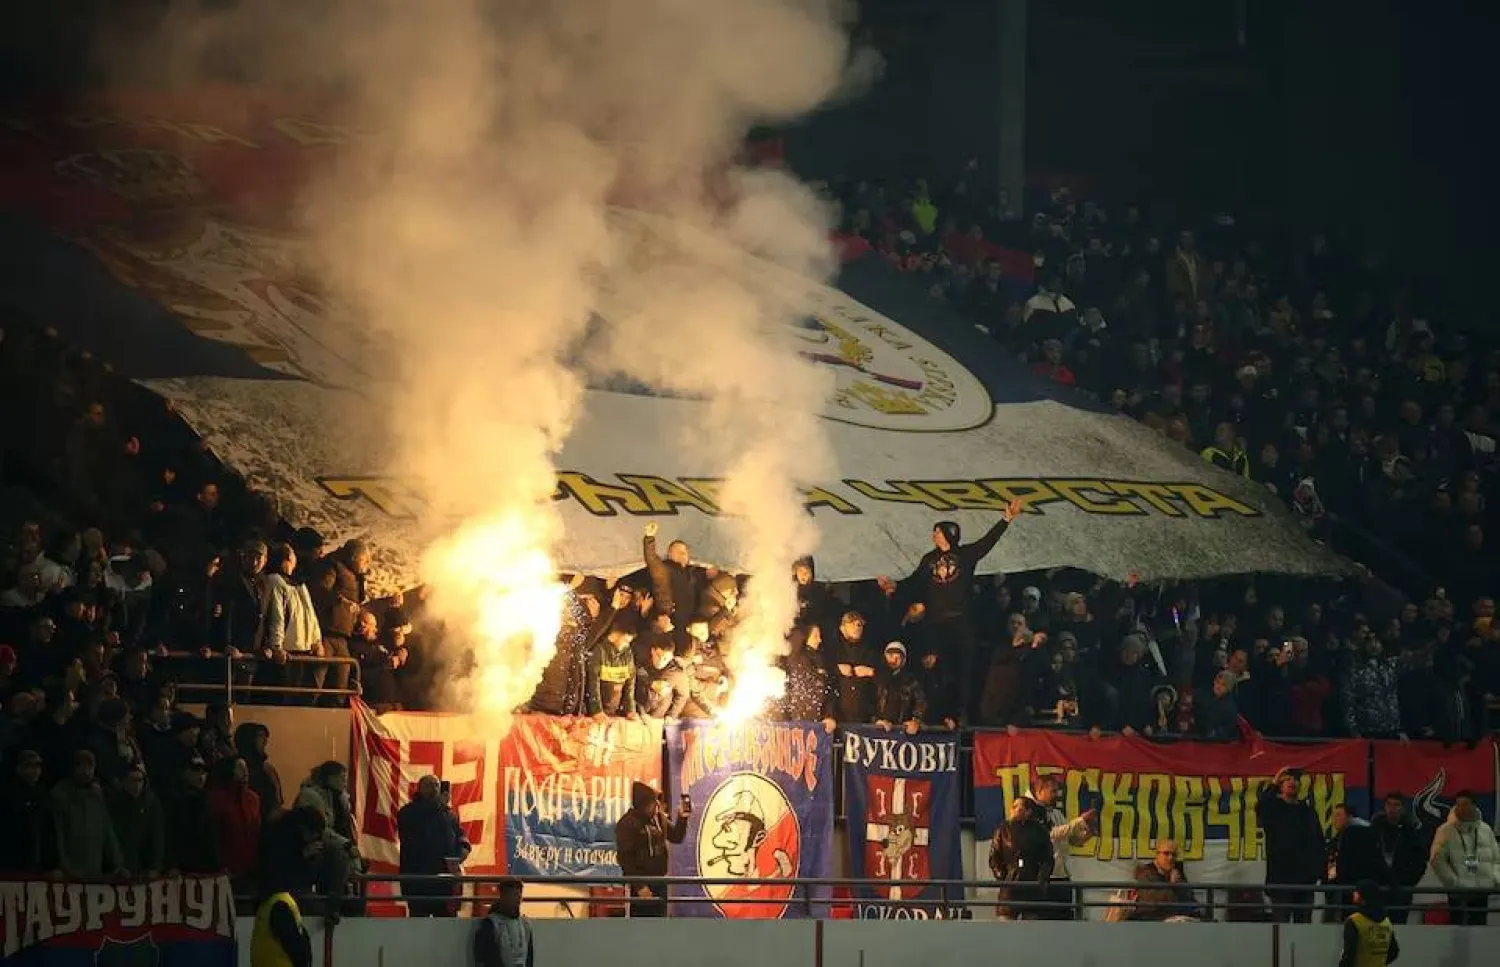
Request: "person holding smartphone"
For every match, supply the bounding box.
[614,783,689,917]
[398,775,470,917]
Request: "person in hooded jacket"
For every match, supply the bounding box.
[586,626,638,720]
[235,722,284,823]
[1257,767,1329,922]
[639,635,691,720]
[1324,803,1385,922]
[1370,793,1425,923]
[398,775,467,917]
[163,754,220,873]
[641,523,709,619]
[108,764,165,876]
[877,501,1023,723]
[872,642,926,734]
[613,782,688,917]
[49,749,126,877]
[792,556,835,633]
[827,611,877,723]
[780,625,835,730]
[1340,880,1400,967]
[210,756,264,884]
[989,796,1053,920]
[1429,790,1500,924]
[529,581,617,715]
[695,573,740,641]
[0,750,47,871]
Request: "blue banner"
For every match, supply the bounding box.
[0,875,236,967]
[666,721,833,919]
[842,728,965,919]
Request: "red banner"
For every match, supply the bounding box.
[349,701,663,891]
[972,730,1368,885]
[1370,736,1498,838]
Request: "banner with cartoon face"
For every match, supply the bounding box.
[665,721,834,919]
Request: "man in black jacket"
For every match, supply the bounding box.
[780,625,835,729]
[1257,766,1328,923]
[877,501,1023,723]
[872,642,927,735]
[614,782,688,917]
[642,523,709,619]
[1324,803,1385,922]
[398,775,468,917]
[1370,793,1426,923]
[989,796,1054,920]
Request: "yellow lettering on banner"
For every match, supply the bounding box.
[1169,484,1261,518]
[1109,481,1187,517]
[1208,777,1247,860]
[844,381,927,415]
[1098,772,1137,861]
[316,477,420,519]
[803,486,861,515]
[1306,773,1347,830]
[554,473,650,516]
[1173,776,1207,861]
[273,116,355,146]
[617,474,719,515]
[1138,772,1173,857]
[1050,479,1148,516]
[912,480,1011,511]
[845,479,953,511]
[977,479,1058,512]
[679,478,724,508]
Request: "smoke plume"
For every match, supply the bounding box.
[108,0,861,723]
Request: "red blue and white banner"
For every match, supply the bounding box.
[666,721,834,919]
[971,730,1369,917]
[841,727,964,919]
[1371,736,1499,847]
[0,875,235,967]
[350,701,664,884]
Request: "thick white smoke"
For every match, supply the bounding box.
[111,0,863,724]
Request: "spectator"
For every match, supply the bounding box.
[107,763,165,876]
[398,775,466,917]
[235,721,285,822]
[0,749,47,871]
[828,611,876,723]
[1033,775,1095,920]
[586,625,637,720]
[209,755,263,884]
[311,539,369,702]
[988,796,1053,921]
[1196,671,1241,740]
[1324,802,1383,922]
[473,879,532,967]
[639,633,691,720]
[85,697,144,788]
[614,781,687,917]
[1371,793,1426,924]
[877,504,1022,723]
[48,749,125,877]
[1343,634,1403,738]
[779,624,834,729]
[256,542,324,695]
[198,702,236,764]
[164,754,220,873]
[1257,767,1327,923]
[792,555,834,632]
[1126,840,1200,921]
[296,761,363,918]
[695,573,740,641]
[211,539,269,675]
[871,641,925,735]
[1429,790,1500,925]
[641,522,709,619]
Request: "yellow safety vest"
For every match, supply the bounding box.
[251,892,303,967]
[1346,912,1394,967]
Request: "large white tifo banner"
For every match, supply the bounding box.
[119,207,1349,593]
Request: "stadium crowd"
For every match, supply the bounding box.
[3,161,1500,918]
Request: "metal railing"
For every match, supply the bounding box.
[321,873,1495,920]
[162,650,361,703]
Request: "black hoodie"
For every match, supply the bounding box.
[897,519,1011,621]
[234,723,283,822]
[614,782,686,886]
[793,556,835,632]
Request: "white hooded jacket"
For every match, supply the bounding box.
[1430,806,1500,890]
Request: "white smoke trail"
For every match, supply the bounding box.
[108,0,863,724]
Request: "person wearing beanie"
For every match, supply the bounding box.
[613,782,688,917]
[871,642,926,735]
[875,500,1024,724]
[1339,880,1399,967]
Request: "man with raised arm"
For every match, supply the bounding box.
[876,500,1024,724]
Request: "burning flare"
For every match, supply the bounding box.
[420,512,568,727]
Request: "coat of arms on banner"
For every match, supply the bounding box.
[863,775,932,900]
[695,771,801,918]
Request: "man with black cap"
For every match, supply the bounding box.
[877,500,1024,723]
[614,782,688,917]
[1340,880,1400,967]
